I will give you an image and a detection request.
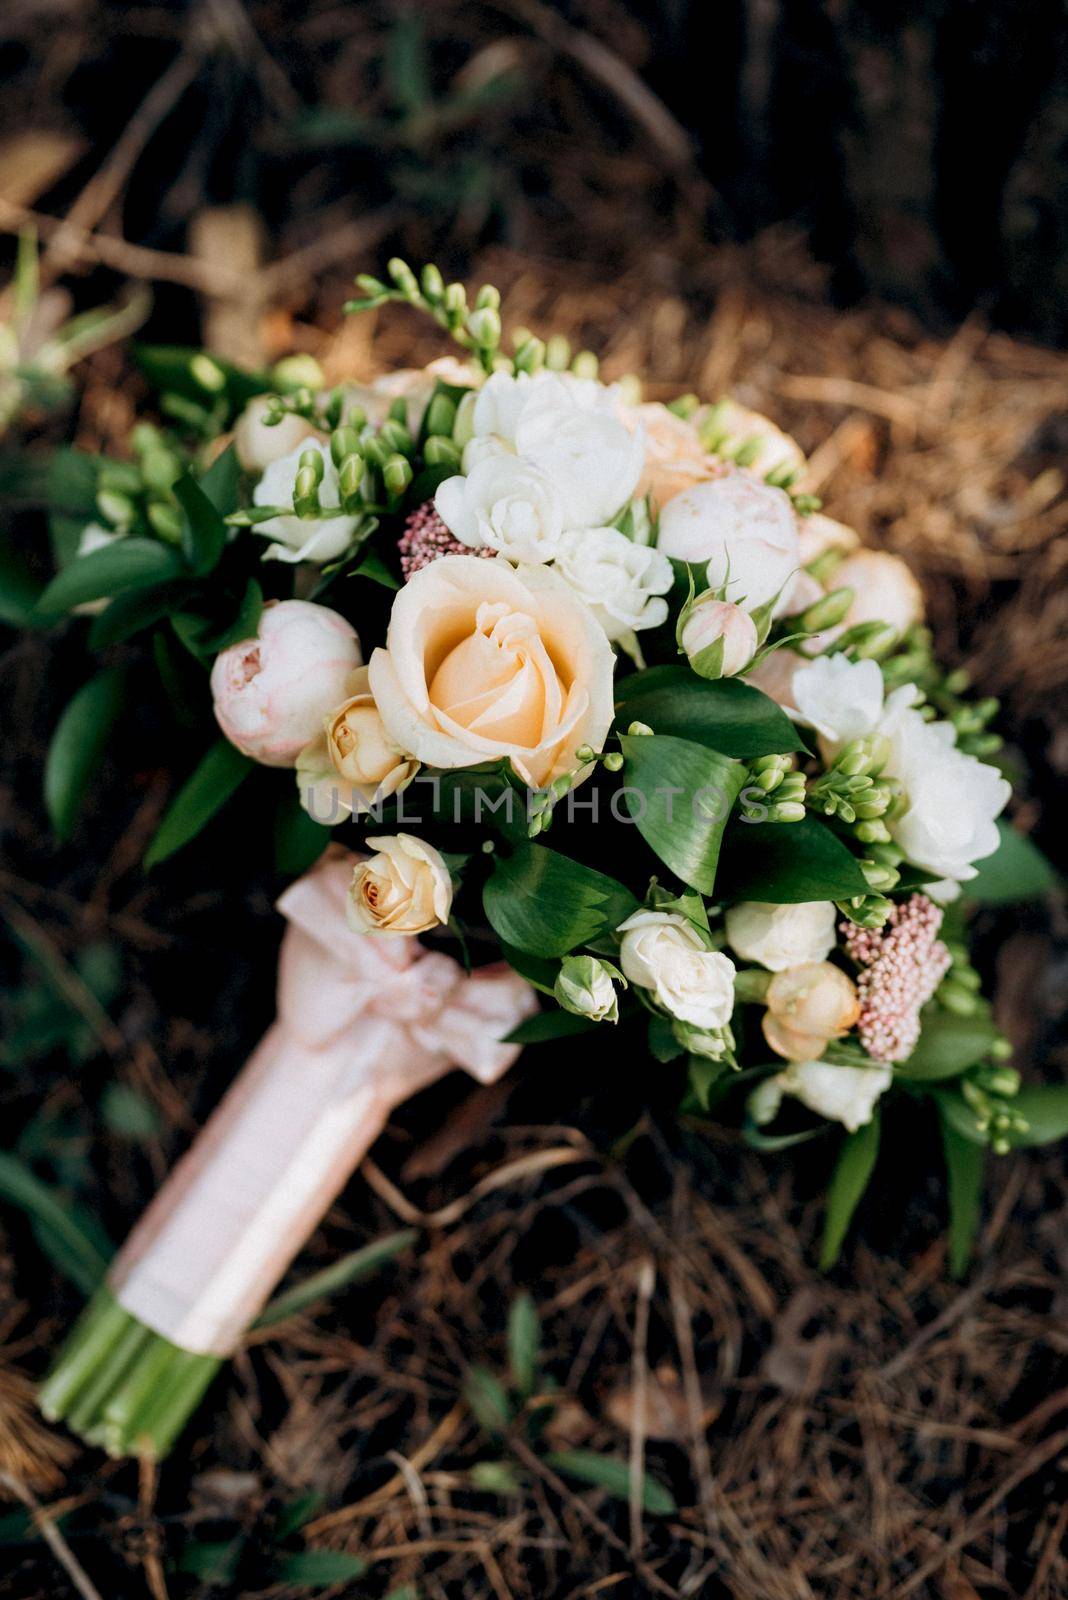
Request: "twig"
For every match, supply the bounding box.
[628,1258,655,1556]
[42,44,203,280]
[0,1473,104,1600]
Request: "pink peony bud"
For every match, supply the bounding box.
[680,596,758,677]
[211,600,361,767]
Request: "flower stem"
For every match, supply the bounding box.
[39,1286,222,1459]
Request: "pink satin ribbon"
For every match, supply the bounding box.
[108,851,536,1356]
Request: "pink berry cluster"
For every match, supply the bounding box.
[397,501,497,579]
[841,894,952,1063]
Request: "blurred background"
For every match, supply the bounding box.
[1,4,1068,1598]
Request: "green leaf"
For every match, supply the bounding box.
[274,789,330,878]
[174,473,227,575]
[273,1493,324,1542]
[178,1540,244,1584]
[133,343,267,409]
[717,816,870,903]
[503,1009,600,1044]
[100,1082,162,1141]
[37,538,184,614]
[939,1116,985,1278]
[619,733,744,894]
[44,667,126,840]
[351,548,400,589]
[544,1450,677,1516]
[198,442,241,516]
[273,1551,368,1587]
[0,1152,110,1295]
[614,666,806,758]
[507,1293,540,1397]
[464,1365,514,1433]
[0,540,43,626]
[1008,1084,1068,1147]
[88,581,193,648]
[965,820,1059,904]
[197,578,263,654]
[649,1015,684,1063]
[254,1229,417,1329]
[483,844,639,958]
[143,739,253,868]
[686,1054,727,1111]
[895,1008,998,1081]
[819,1111,881,1269]
[500,943,558,996]
[928,1087,986,1146]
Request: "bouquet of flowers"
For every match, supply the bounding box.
[24,259,1061,1460]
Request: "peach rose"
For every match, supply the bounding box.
[296,666,420,822]
[347,834,453,935]
[627,403,721,508]
[761,961,860,1061]
[368,554,615,788]
[797,513,860,566]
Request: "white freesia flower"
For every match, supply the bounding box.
[656,471,801,612]
[254,439,360,564]
[791,655,1011,882]
[789,653,887,750]
[878,701,1010,882]
[756,1060,893,1133]
[553,527,672,640]
[725,901,838,972]
[435,455,565,564]
[617,911,736,1030]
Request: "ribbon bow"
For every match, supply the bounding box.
[110,851,536,1357]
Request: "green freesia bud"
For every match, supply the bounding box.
[800,586,854,633]
[424,435,462,469]
[299,447,325,483]
[424,393,457,437]
[466,306,501,349]
[147,501,183,544]
[338,454,363,510]
[272,353,323,392]
[96,489,136,528]
[190,353,225,394]
[379,418,413,455]
[141,447,181,493]
[387,257,419,296]
[453,389,477,448]
[443,282,467,318]
[330,426,362,467]
[571,350,598,379]
[554,956,620,1023]
[293,465,322,516]
[475,283,501,310]
[514,337,545,375]
[420,263,444,302]
[545,334,571,371]
[382,453,413,496]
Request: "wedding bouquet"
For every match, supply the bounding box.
[27,259,1061,1460]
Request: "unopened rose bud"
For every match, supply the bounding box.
[211,600,361,767]
[680,595,759,679]
[761,961,860,1062]
[348,833,452,936]
[554,955,619,1023]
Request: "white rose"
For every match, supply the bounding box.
[796,512,859,566]
[233,396,319,473]
[725,901,838,972]
[878,701,1010,882]
[553,527,672,640]
[346,834,453,935]
[680,596,758,677]
[789,654,887,751]
[617,911,736,1030]
[515,374,644,529]
[656,471,800,612]
[254,439,360,564]
[759,1060,893,1132]
[435,455,565,564]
